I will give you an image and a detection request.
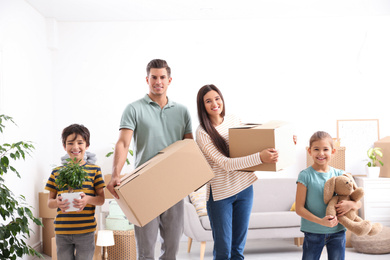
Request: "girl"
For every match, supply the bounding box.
[295,131,361,260]
[195,84,279,260]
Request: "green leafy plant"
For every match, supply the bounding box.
[367,147,384,167]
[55,157,89,192]
[106,146,133,166]
[0,114,43,259]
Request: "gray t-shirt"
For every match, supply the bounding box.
[120,94,192,167]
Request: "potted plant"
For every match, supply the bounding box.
[55,157,89,212]
[366,147,384,178]
[0,114,43,259]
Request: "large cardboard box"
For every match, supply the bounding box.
[42,218,55,256]
[374,136,390,178]
[229,121,296,171]
[114,139,214,227]
[39,192,57,218]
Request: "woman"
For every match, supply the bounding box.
[195,84,279,259]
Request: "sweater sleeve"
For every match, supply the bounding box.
[196,127,262,172]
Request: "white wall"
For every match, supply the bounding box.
[53,15,390,178]
[1,0,390,258]
[0,0,54,256]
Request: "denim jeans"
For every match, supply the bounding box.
[55,232,95,260]
[302,230,346,260]
[207,185,253,260]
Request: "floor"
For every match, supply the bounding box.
[42,237,389,259]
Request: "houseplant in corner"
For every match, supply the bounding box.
[55,157,89,211]
[366,147,384,178]
[0,114,43,259]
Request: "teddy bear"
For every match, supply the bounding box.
[323,173,382,236]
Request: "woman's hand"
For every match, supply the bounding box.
[260,148,278,163]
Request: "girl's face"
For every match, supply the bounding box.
[203,90,223,118]
[308,138,336,169]
[64,133,89,164]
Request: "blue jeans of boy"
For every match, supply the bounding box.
[207,185,253,260]
[302,230,346,260]
[55,231,95,260]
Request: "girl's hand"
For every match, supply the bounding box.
[57,195,70,212]
[260,148,278,163]
[74,192,88,211]
[321,215,339,227]
[293,135,297,145]
[335,200,353,216]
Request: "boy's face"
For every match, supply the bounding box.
[64,133,89,164]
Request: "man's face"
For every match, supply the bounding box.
[146,68,172,97]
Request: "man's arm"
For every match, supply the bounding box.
[107,128,133,199]
[183,133,193,139]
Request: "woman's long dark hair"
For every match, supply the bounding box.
[196,84,229,157]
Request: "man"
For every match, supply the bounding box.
[107,59,193,260]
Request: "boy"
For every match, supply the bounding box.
[45,124,105,260]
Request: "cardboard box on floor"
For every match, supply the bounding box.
[114,139,214,227]
[374,136,390,178]
[229,121,296,171]
[39,192,57,218]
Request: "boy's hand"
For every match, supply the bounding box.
[107,177,121,199]
[74,192,88,211]
[57,195,70,212]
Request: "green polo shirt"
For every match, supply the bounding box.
[120,94,192,167]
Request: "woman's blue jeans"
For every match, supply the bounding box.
[302,230,346,260]
[207,185,253,260]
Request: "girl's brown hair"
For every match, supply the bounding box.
[309,131,334,149]
[196,84,229,157]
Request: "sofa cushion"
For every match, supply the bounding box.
[189,185,207,217]
[248,212,301,229]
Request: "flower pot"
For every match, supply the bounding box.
[366,166,381,178]
[60,192,82,212]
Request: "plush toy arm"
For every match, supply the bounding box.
[350,187,364,202]
[325,196,339,216]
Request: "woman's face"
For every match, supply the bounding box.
[203,90,224,117]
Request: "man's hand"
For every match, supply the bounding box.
[107,176,121,199]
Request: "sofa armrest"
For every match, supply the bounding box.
[183,197,213,242]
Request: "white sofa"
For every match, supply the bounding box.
[184,178,303,260]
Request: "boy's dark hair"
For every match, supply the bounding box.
[146,59,171,78]
[196,84,229,157]
[62,124,90,147]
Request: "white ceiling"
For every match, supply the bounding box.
[25,0,390,22]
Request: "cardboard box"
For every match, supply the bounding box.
[107,230,136,260]
[42,218,55,256]
[39,192,57,218]
[114,139,214,227]
[374,136,390,178]
[229,121,296,171]
[104,174,126,199]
